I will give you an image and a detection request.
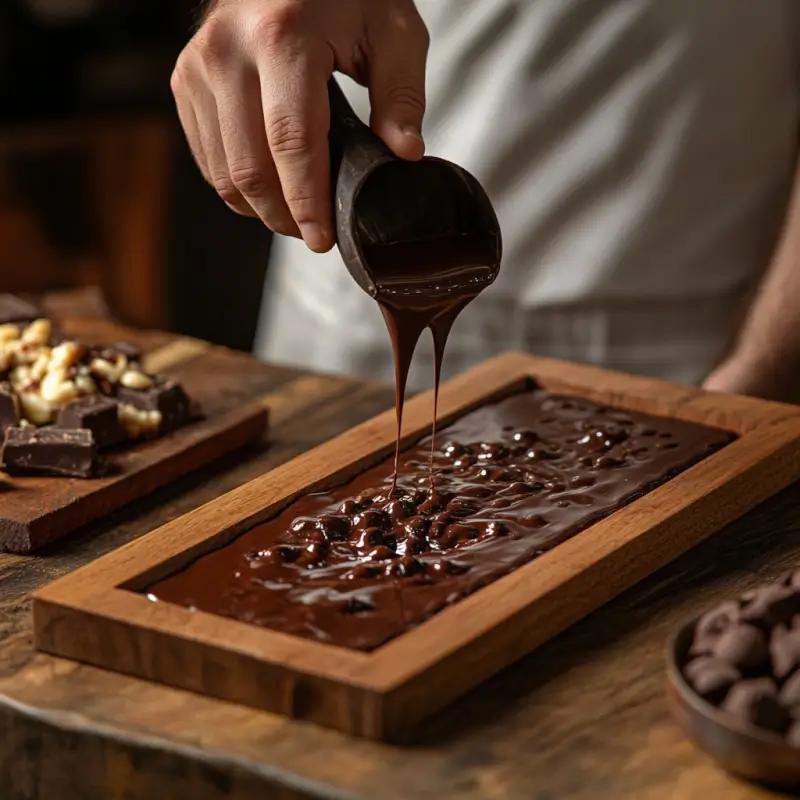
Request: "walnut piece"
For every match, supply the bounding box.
[118,403,161,438]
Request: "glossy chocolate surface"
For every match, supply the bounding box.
[148,390,732,651]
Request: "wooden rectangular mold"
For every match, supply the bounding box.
[31,352,800,741]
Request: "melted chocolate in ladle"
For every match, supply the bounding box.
[327,77,502,487]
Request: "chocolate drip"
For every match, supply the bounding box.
[367,234,497,489]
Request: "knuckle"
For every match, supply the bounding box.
[169,65,183,95]
[212,176,243,205]
[269,219,299,237]
[194,16,234,68]
[252,3,303,48]
[229,165,270,197]
[283,186,317,209]
[385,84,426,115]
[266,115,311,156]
[170,55,193,94]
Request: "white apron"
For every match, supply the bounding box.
[255,0,800,391]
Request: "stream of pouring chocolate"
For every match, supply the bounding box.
[363,235,499,490]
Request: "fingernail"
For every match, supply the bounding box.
[401,124,424,143]
[299,222,330,252]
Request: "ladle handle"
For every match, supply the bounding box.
[327,76,393,174]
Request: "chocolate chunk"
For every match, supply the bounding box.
[691,601,741,655]
[683,657,741,703]
[0,294,40,326]
[720,678,790,733]
[740,584,800,628]
[2,426,98,478]
[711,623,769,673]
[787,722,800,747]
[769,624,800,681]
[107,341,142,363]
[0,382,19,433]
[56,395,127,449]
[117,378,192,434]
[780,670,800,706]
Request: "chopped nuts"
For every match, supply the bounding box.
[40,369,79,407]
[9,365,32,389]
[118,403,161,438]
[90,355,127,384]
[50,341,83,368]
[0,324,19,343]
[18,390,53,425]
[120,370,153,390]
[74,374,97,395]
[21,319,51,347]
[30,351,52,382]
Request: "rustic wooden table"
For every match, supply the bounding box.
[0,293,798,799]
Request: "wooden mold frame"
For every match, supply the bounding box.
[31,352,800,742]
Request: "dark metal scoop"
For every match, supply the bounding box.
[327,77,502,299]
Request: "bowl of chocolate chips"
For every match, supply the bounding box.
[668,571,800,787]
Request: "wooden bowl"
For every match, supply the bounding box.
[667,618,800,788]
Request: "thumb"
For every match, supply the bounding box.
[367,14,429,161]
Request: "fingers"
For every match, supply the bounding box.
[171,73,210,182]
[367,4,429,161]
[212,66,301,235]
[172,45,256,218]
[259,50,334,253]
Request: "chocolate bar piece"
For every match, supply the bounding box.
[0,295,40,326]
[118,379,192,433]
[56,395,127,449]
[91,341,143,365]
[2,426,98,478]
[0,382,19,433]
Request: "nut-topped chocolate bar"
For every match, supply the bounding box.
[0,295,198,478]
[149,390,732,650]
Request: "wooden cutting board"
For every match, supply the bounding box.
[0,312,268,553]
[32,352,800,741]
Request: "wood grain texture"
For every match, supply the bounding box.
[0,316,267,553]
[32,352,800,744]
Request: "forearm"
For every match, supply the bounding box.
[704,161,800,400]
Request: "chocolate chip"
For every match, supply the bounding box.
[711,624,769,673]
[741,584,800,628]
[366,546,396,562]
[404,516,430,536]
[418,489,450,514]
[692,601,741,655]
[384,499,415,523]
[787,722,800,747]
[440,523,479,548]
[769,625,800,680]
[593,455,624,469]
[484,521,509,538]
[355,527,389,550]
[721,678,790,733]
[405,532,429,555]
[316,514,351,541]
[387,556,425,578]
[683,657,741,703]
[338,499,359,515]
[351,510,389,532]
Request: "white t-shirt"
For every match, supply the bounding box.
[255,0,800,391]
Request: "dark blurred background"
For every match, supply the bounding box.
[0,0,273,350]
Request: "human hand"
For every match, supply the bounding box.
[703,352,799,404]
[171,0,429,252]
